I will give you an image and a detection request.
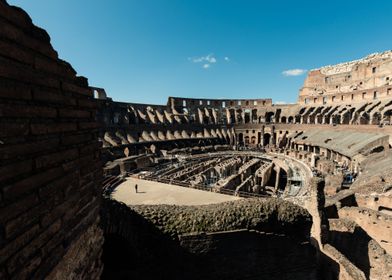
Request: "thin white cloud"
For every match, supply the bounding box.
[275,101,287,104]
[208,56,216,63]
[190,57,204,63]
[189,54,217,64]
[282,68,307,77]
[188,54,231,69]
[189,54,220,69]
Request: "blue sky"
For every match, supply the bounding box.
[8,0,392,104]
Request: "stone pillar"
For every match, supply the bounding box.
[311,154,318,168]
[305,178,329,246]
[231,128,236,146]
[226,109,231,124]
[271,126,276,146]
[274,166,281,191]
[349,114,355,125]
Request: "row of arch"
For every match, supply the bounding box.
[103,98,392,128]
[103,105,192,126]
[278,100,392,125]
[104,104,281,126]
[102,128,236,147]
[237,132,273,147]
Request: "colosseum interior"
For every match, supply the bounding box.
[0,1,391,279]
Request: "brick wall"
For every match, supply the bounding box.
[0,1,103,278]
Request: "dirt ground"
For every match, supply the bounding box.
[112,178,241,206]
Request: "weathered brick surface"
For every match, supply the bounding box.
[0,1,102,278]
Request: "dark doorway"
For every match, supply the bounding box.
[238,133,244,145]
[263,133,271,146]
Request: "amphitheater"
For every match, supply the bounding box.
[0,1,391,279]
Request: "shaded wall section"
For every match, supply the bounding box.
[102,198,318,280]
[0,1,103,278]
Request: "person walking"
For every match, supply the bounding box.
[135,184,138,193]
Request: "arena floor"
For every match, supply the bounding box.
[112,177,241,206]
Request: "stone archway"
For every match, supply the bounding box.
[238,133,244,145]
[266,112,274,123]
[360,112,370,125]
[251,136,256,145]
[263,133,271,146]
[252,109,258,123]
[244,109,251,123]
[371,112,381,125]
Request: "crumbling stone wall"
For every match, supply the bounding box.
[0,1,103,278]
[300,178,370,280]
[101,198,317,279]
[338,207,392,255]
[320,244,366,280]
[355,193,392,214]
[328,218,392,280]
[126,197,312,237]
[299,51,392,106]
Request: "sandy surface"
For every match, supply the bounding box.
[111,178,240,206]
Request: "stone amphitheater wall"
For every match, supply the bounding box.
[0,1,103,278]
[1,1,392,279]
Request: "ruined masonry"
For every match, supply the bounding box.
[0,1,103,279]
[1,1,392,280]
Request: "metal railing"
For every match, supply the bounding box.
[102,175,126,197]
[142,175,270,199]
